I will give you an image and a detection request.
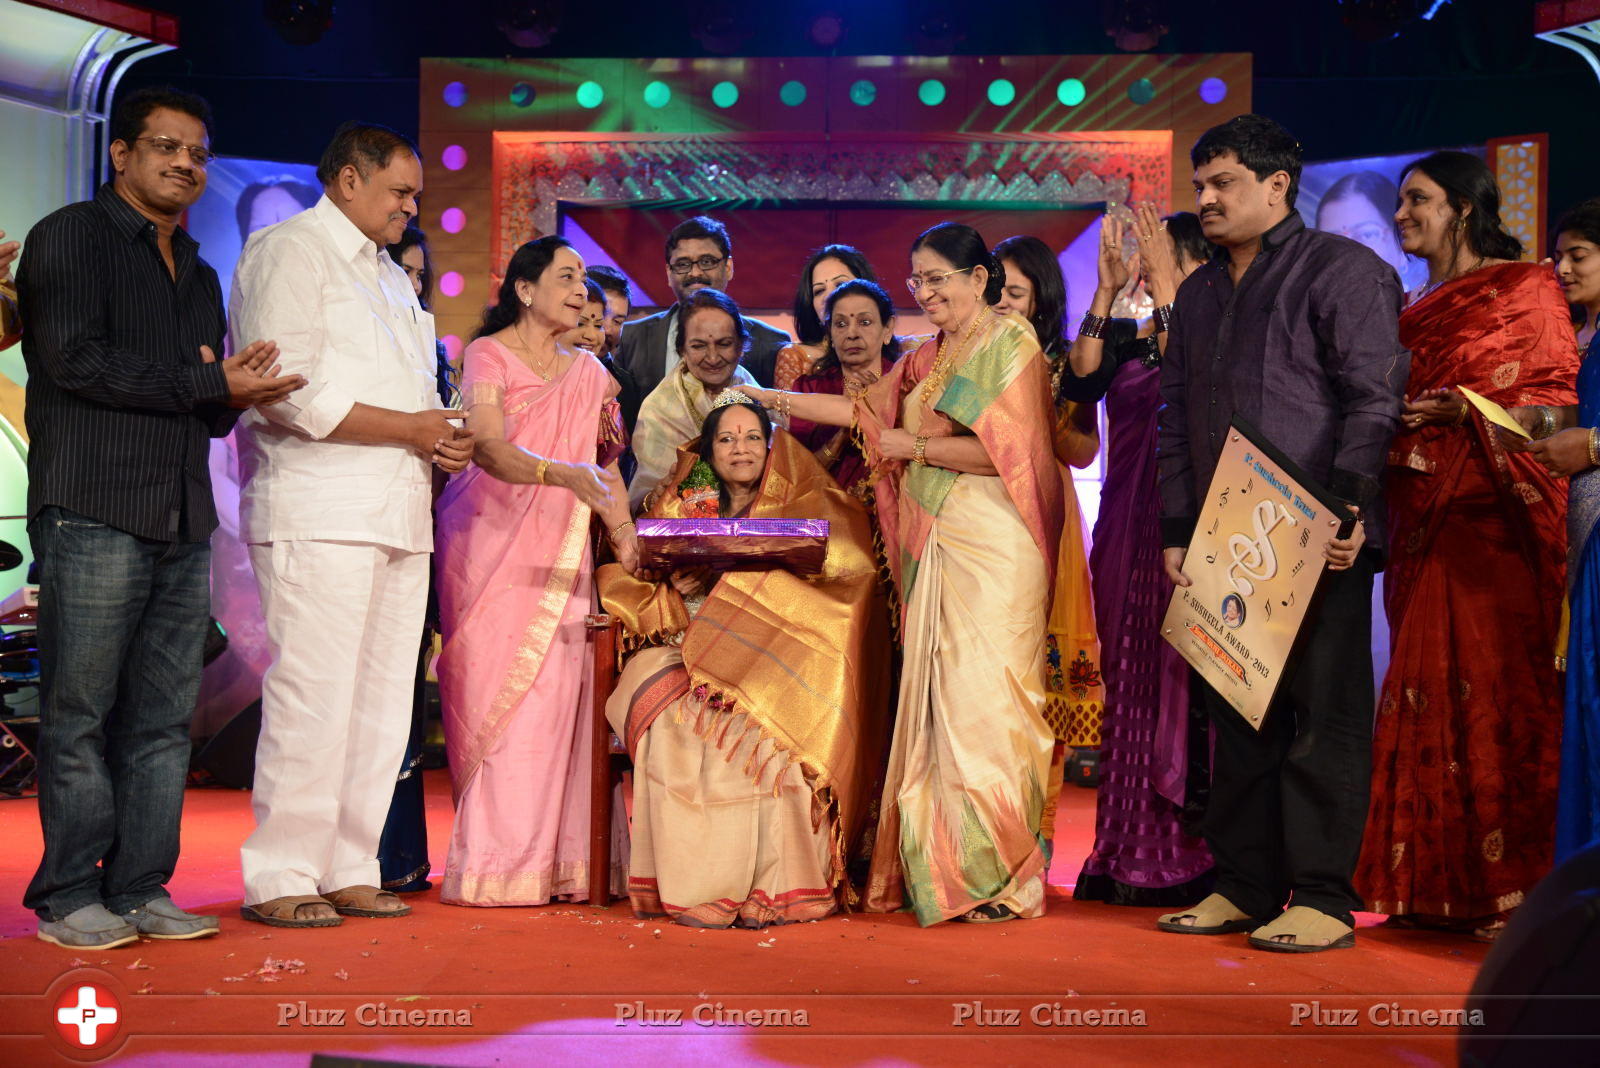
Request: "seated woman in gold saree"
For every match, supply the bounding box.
[597,395,892,929]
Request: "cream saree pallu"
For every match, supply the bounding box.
[858,312,1064,925]
[599,431,893,927]
[434,339,622,906]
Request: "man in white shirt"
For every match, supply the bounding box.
[229,121,473,928]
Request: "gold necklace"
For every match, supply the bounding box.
[920,307,988,409]
[514,320,558,379]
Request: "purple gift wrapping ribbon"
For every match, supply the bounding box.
[636,518,829,539]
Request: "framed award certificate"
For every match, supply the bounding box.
[1160,418,1355,729]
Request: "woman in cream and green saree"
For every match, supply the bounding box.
[746,222,1065,925]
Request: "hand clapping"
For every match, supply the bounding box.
[204,341,307,409]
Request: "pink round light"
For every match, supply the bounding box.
[442,334,463,362]
[441,144,467,171]
[439,271,465,298]
[440,207,466,234]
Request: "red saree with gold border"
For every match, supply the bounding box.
[1357,263,1580,919]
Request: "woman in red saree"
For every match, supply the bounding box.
[1356,153,1580,936]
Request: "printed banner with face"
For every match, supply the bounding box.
[1161,420,1352,729]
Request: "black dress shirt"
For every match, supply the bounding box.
[18,183,235,543]
[1156,213,1408,554]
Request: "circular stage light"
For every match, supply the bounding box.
[987,78,1016,106]
[1199,76,1228,104]
[1128,77,1156,105]
[441,208,466,234]
[712,81,739,108]
[441,145,468,171]
[849,79,876,106]
[443,81,468,108]
[918,79,946,106]
[644,80,672,109]
[509,82,535,108]
[809,13,844,47]
[439,271,465,298]
[780,80,807,107]
[1057,78,1086,107]
[576,81,604,109]
[442,334,463,362]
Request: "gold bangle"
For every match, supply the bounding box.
[912,435,929,466]
[609,519,636,540]
[1589,427,1600,468]
[534,457,551,484]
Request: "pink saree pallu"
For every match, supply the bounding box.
[434,337,622,906]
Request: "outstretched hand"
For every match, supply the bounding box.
[203,341,307,408]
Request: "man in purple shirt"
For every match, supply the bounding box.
[1154,115,1408,953]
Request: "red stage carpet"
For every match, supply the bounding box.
[0,771,1486,1065]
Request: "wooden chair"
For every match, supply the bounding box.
[585,613,629,905]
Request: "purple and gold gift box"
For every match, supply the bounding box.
[636,518,830,577]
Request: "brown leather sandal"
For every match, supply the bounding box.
[324,884,412,918]
[239,895,344,928]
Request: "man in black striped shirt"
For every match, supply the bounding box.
[17,87,303,950]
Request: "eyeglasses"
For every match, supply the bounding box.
[668,254,726,276]
[136,136,215,167]
[906,266,974,295]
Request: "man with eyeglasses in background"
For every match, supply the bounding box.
[616,215,790,394]
[16,86,303,949]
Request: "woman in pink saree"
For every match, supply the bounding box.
[434,237,638,906]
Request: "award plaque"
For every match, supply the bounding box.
[1160,418,1355,729]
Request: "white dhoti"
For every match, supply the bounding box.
[241,540,429,905]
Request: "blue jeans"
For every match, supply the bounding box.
[24,507,211,921]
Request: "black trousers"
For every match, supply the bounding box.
[1196,553,1376,927]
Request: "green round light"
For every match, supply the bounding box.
[643,80,671,109]
[987,78,1016,107]
[711,80,739,108]
[849,79,876,107]
[918,79,946,106]
[779,80,806,107]
[1129,77,1156,105]
[1056,78,1086,107]
[575,81,604,109]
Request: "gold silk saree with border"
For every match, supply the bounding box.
[598,427,893,926]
